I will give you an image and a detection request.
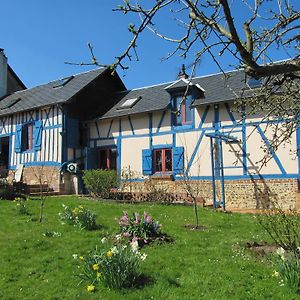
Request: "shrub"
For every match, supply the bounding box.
[59,204,97,230]
[82,169,117,199]
[118,211,161,246]
[258,206,300,259]
[14,197,30,215]
[0,179,16,200]
[76,237,146,290]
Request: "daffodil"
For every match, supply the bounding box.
[140,253,147,261]
[92,263,99,271]
[272,270,279,277]
[87,284,95,292]
[111,246,119,255]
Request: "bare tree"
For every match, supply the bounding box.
[109,0,299,162]
[68,1,300,159]
[30,165,56,223]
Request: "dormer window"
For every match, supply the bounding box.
[174,94,193,126]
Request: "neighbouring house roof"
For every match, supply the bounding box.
[0,68,108,116]
[99,69,251,120]
[7,64,26,90]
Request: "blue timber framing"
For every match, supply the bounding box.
[256,125,286,174]
[128,116,135,135]
[1,105,64,169]
[87,101,296,188]
[241,105,247,175]
[117,118,122,185]
[156,110,167,133]
[206,132,239,210]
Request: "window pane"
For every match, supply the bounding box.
[110,149,117,170]
[165,149,172,171]
[22,125,29,151]
[174,97,182,125]
[154,150,162,172]
[99,148,117,170]
[99,149,107,169]
[184,96,192,123]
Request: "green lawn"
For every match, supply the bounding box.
[0,196,297,300]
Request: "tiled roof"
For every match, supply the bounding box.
[100,83,172,119]
[100,69,250,120]
[0,68,106,116]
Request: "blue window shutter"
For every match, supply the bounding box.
[173,146,184,174]
[142,149,152,175]
[34,120,43,151]
[15,125,22,153]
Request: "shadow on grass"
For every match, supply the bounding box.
[167,278,181,288]
[133,274,155,289]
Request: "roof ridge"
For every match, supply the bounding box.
[126,69,240,92]
[8,67,105,96]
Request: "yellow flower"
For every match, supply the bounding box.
[72,208,79,215]
[107,250,113,258]
[272,271,279,277]
[92,264,99,271]
[87,284,95,292]
[79,256,84,260]
[96,272,102,278]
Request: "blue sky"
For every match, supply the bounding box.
[1,1,298,90]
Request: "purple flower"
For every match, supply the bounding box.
[143,211,152,224]
[131,236,139,243]
[134,212,140,224]
[118,211,129,226]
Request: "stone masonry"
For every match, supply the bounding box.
[125,178,298,209]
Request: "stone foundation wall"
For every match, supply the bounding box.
[124,178,298,209]
[8,166,61,192]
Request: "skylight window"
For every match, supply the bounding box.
[53,76,74,88]
[0,98,21,110]
[117,96,141,110]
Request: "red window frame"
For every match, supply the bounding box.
[175,96,193,125]
[154,148,172,173]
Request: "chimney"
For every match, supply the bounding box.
[178,64,188,79]
[0,49,7,98]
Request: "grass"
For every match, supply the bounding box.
[0,196,298,300]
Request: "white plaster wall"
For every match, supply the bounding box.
[200,106,214,128]
[152,111,171,133]
[96,139,117,148]
[129,114,149,135]
[152,134,172,146]
[177,131,211,176]
[121,136,149,175]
